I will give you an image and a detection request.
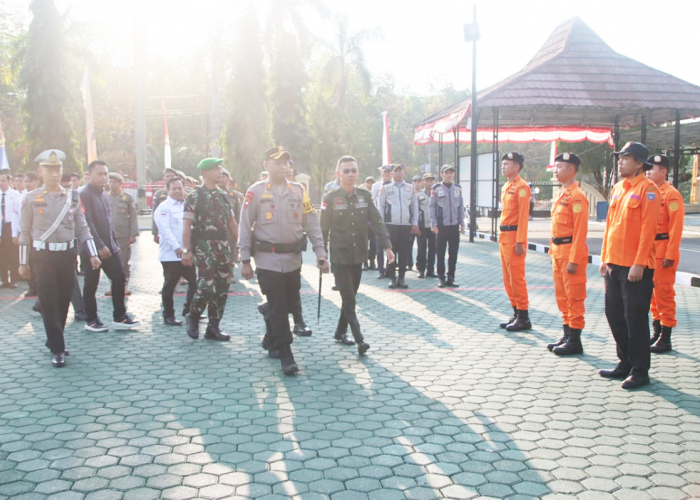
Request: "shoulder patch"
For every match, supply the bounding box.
[244,191,255,209]
[668,201,679,212]
[518,188,527,198]
[647,192,655,201]
[572,204,583,213]
[302,189,314,215]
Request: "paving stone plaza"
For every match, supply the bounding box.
[1,238,699,500]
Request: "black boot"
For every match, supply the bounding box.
[548,325,569,351]
[500,306,517,329]
[293,321,312,337]
[388,276,398,289]
[650,319,662,345]
[553,328,583,355]
[205,318,230,341]
[417,271,425,279]
[396,276,408,289]
[186,313,200,339]
[445,278,459,288]
[506,309,531,331]
[651,326,672,353]
[438,278,447,288]
[369,260,377,270]
[280,346,299,375]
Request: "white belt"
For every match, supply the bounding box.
[33,240,76,251]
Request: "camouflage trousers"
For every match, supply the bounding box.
[190,239,231,320]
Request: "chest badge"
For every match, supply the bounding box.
[265,211,273,220]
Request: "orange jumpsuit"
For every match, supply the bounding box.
[499,175,530,310]
[550,183,589,329]
[650,181,684,327]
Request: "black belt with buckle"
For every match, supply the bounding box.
[551,236,573,245]
[655,233,669,241]
[500,225,518,232]
[255,240,305,254]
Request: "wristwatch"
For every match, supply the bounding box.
[181,248,189,254]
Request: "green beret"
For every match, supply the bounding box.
[197,158,224,171]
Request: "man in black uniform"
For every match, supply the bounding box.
[321,156,394,354]
[18,149,102,367]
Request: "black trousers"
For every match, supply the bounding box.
[34,271,85,313]
[386,225,411,278]
[376,234,385,273]
[0,222,18,284]
[34,248,76,354]
[367,228,376,265]
[334,263,363,341]
[27,248,37,292]
[605,264,654,376]
[257,268,300,349]
[161,261,196,318]
[437,225,460,280]
[416,227,436,274]
[83,251,126,322]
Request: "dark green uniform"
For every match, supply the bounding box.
[183,187,234,320]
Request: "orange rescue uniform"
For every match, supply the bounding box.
[650,181,684,327]
[499,175,530,310]
[550,182,589,329]
[601,174,660,269]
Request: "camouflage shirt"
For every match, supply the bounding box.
[183,186,234,241]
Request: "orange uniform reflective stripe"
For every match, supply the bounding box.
[601,174,660,268]
[499,175,530,244]
[550,182,589,265]
[654,181,684,263]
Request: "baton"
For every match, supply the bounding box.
[317,266,323,324]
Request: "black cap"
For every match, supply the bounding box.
[440,164,455,173]
[265,146,292,162]
[614,142,651,167]
[378,165,392,172]
[502,152,524,165]
[391,163,404,171]
[554,152,581,167]
[648,154,670,169]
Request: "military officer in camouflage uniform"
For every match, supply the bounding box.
[18,149,101,368]
[219,168,242,283]
[108,173,139,295]
[151,167,177,243]
[239,146,328,376]
[182,158,238,341]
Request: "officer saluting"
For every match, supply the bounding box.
[238,146,328,375]
[599,142,660,389]
[646,154,684,353]
[547,153,589,356]
[18,150,101,368]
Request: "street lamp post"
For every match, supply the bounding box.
[464,7,479,242]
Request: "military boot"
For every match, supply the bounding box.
[553,328,583,355]
[205,318,230,341]
[548,325,569,351]
[396,275,408,289]
[186,313,200,339]
[388,276,398,289]
[291,304,312,336]
[500,306,518,329]
[650,319,662,345]
[280,345,299,375]
[506,309,531,331]
[651,326,672,353]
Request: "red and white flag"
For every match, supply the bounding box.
[381,110,390,165]
[546,141,557,171]
[162,100,172,172]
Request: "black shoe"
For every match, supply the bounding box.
[651,326,672,353]
[32,302,42,314]
[369,263,377,270]
[52,353,66,368]
[332,285,339,291]
[506,310,531,331]
[599,365,630,379]
[553,328,583,356]
[268,349,281,359]
[335,332,355,345]
[425,272,437,278]
[74,311,88,322]
[25,288,37,297]
[396,277,408,289]
[388,277,397,289]
[85,319,109,333]
[45,341,69,356]
[446,279,459,288]
[280,347,299,375]
[164,316,182,326]
[362,263,369,271]
[358,342,370,355]
[650,319,661,345]
[438,279,447,288]
[112,314,140,330]
[204,319,230,341]
[257,303,270,317]
[621,374,650,390]
[547,325,569,351]
[377,270,386,279]
[293,321,312,337]
[500,306,517,329]
[186,313,200,339]
[182,306,190,317]
[417,271,425,279]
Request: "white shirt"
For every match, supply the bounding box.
[0,188,20,238]
[154,196,185,262]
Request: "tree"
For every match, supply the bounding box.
[224,3,269,188]
[18,0,78,170]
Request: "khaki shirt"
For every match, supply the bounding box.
[109,192,139,240]
[238,180,325,272]
[19,187,93,247]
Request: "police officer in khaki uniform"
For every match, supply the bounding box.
[18,150,101,368]
[107,173,139,295]
[238,146,328,376]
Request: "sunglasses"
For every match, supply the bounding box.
[342,168,358,174]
